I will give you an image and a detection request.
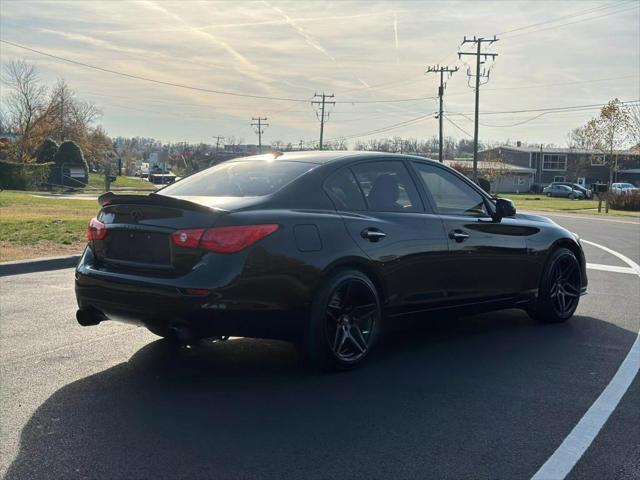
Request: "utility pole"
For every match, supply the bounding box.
[251,117,268,153]
[311,93,335,150]
[425,65,458,163]
[458,36,499,183]
[213,135,224,153]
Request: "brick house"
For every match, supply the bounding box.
[478,144,640,189]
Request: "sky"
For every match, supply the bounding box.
[1,0,639,147]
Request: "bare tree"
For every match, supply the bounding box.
[1,60,47,161]
[585,98,631,211]
[627,103,640,147]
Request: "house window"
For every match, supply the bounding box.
[553,176,566,182]
[543,154,567,171]
[513,176,526,186]
[591,155,605,166]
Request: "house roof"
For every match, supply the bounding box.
[445,160,536,174]
[483,145,640,156]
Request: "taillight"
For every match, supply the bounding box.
[87,217,107,241]
[170,228,205,248]
[171,224,279,253]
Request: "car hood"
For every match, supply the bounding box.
[514,212,556,224]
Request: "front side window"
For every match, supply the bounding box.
[412,162,488,217]
[159,160,315,197]
[543,154,567,171]
[351,161,422,212]
[325,168,366,211]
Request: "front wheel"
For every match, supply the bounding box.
[304,269,381,371]
[529,247,581,324]
[546,192,552,197]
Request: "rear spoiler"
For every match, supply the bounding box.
[97,192,226,214]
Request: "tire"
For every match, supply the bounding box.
[304,269,381,371]
[569,193,575,200]
[529,247,581,324]
[546,192,552,197]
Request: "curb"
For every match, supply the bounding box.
[0,255,81,277]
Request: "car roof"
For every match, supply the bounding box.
[226,150,437,165]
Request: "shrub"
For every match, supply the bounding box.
[52,140,88,187]
[35,138,59,164]
[609,191,640,211]
[0,160,54,190]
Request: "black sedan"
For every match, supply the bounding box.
[76,152,587,370]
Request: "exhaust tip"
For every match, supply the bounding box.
[76,308,106,327]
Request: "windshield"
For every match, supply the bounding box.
[158,160,315,197]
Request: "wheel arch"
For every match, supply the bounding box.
[545,237,587,287]
[320,257,387,306]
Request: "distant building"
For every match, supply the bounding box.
[445,159,536,193]
[479,145,640,188]
[223,144,271,155]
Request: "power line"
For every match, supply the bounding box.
[426,65,458,162]
[447,100,640,117]
[443,114,473,138]
[325,113,436,142]
[496,1,628,36]
[500,3,638,40]
[0,39,439,105]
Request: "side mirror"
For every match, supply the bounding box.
[493,198,516,221]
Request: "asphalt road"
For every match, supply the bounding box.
[1,213,638,479]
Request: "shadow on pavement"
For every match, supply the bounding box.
[5,311,636,480]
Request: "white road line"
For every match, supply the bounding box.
[532,240,640,480]
[582,239,640,275]
[586,263,637,275]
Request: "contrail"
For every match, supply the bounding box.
[393,13,400,64]
[262,0,336,61]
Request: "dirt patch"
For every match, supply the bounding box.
[0,241,85,262]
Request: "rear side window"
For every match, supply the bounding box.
[159,160,315,197]
[325,169,366,211]
[351,161,422,212]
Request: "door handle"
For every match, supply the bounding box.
[361,228,386,242]
[449,230,470,243]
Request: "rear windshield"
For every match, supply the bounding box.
[159,160,315,197]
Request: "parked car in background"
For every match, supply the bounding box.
[611,183,639,195]
[547,182,593,199]
[542,184,586,199]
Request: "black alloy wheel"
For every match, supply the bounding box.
[305,270,380,371]
[548,253,581,316]
[530,247,581,323]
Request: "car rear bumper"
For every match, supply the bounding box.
[75,247,307,340]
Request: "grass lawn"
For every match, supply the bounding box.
[0,190,100,261]
[86,174,157,191]
[501,193,640,218]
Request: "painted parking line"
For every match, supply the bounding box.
[532,240,640,480]
[586,263,637,275]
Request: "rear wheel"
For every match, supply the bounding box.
[304,269,380,371]
[569,193,575,199]
[529,247,581,324]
